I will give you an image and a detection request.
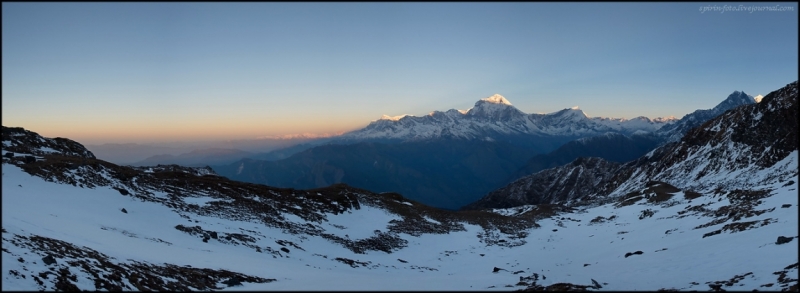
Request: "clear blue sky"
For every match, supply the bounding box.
[2,2,797,144]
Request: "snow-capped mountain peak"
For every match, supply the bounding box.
[549,107,588,119]
[380,114,410,121]
[467,95,523,119]
[652,116,678,123]
[481,94,513,105]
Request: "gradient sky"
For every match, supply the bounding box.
[3,2,798,144]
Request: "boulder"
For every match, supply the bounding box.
[42,254,57,265]
[776,236,794,245]
[222,276,243,287]
[121,208,127,214]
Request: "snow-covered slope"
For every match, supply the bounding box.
[3,152,796,291]
[338,94,675,142]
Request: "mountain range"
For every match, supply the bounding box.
[1,79,797,291]
[213,91,757,210]
[336,94,675,151]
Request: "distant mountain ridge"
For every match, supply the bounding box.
[339,94,676,146]
[132,148,254,167]
[504,90,759,183]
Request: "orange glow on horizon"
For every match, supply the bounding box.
[7,120,365,145]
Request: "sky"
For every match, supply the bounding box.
[2,2,798,145]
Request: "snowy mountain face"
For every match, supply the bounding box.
[655,91,756,143]
[338,94,673,143]
[464,157,622,210]
[469,81,797,212]
[2,123,798,291]
[601,82,796,201]
[2,126,95,159]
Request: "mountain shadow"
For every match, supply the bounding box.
[213,138,539,210]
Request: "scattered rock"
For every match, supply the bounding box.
[222,276,243,287]
[120,208,127,214]
[584,264,590,267]
[117,188,129,196]
[334,257,370,268]
[781,204,792,208]
[708,283,723,291]
[280,247,290,253]
[591,278,603,289]
[493,267,505,273]
[397,259,407,263]
[776,236,794,245]
[42,254,57,265]
[552,229,558,232]
[639,209,656,220]
[624,251,644,258]
[480,254,485,257]
[209,231,218,239]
